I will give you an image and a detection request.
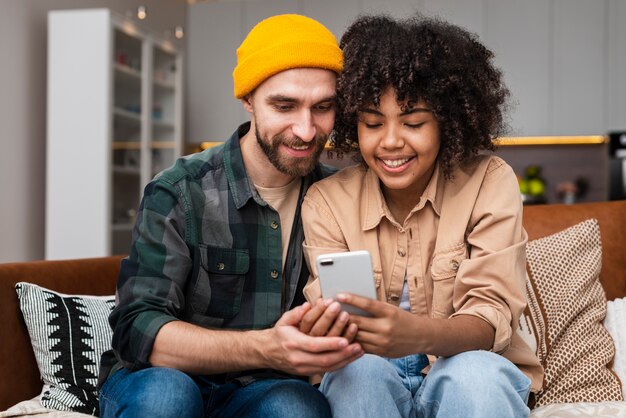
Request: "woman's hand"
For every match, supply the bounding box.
[337,293,497,358]
[336,293,420,358]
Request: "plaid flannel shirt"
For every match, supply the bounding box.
[99,123,335,385]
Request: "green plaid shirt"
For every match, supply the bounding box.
[99,123,335,384]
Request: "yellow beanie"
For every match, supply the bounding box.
[233,14,343,98]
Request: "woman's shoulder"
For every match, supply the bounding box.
[456,154,514,181]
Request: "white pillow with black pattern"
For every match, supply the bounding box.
[15,282,115,416]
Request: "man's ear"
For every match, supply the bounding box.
[241,94,253,113]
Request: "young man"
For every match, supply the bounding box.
[98,14,363,417]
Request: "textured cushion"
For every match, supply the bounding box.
[15,282,115,416]
[521,218,622,406]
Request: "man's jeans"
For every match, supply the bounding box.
[99,367,332,418]
[320,351,532,418]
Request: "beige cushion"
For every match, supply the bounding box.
[521,218,622,406]
[604,297,626,399]
[529,401,626,417]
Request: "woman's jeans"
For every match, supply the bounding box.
[320,351,532,418]
[99,367,331,418]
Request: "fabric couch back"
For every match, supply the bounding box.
[523,200,626,300]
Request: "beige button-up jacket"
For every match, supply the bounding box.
[301,155,543,393]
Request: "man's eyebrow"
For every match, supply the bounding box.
[316,95,337,103]
[266,94,336,104]
[266,95,297,103]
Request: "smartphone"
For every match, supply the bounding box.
[316,250,377,317]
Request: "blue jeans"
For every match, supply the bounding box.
[99,367,331,418]
[320,351,531,418]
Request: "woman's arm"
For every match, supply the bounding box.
[335,293,494,358]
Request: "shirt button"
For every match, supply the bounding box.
[217,262,225,271]
[450,260,459,271]
[388,294,399,302]
[270,220,279,230]
[397,248,406,257]
[270,270,279,279]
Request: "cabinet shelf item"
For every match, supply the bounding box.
[154,78,175,91]
[46,8,184,259]
[114,107,142,122]
[114,62,141,79]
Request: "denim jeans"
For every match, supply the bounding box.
[320,351,532,418]
[99,367,331,418]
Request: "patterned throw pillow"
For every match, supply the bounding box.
[521,218,623,407]
[15,282,115,416]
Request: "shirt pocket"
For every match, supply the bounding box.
[430,243,467,318]
[191,245,250,319]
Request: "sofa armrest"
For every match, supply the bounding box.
[0,256,122,411]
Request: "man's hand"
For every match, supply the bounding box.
[262,303,363,376]
[298,298,358,340]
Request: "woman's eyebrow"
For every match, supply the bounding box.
[400,107,431,116]
[359,108,383,116]
[359,107,431,116]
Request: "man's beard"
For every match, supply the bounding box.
[255,126,327,177]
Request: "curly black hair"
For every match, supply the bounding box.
[332,14,510,178]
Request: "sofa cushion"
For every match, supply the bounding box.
[15,282,115,416]
[521,218,622,406]
[604,297,626,399]
[529,401,626,417]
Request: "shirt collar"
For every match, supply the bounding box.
[224,122,324,210]
[361,160,442,230]
[224,122,258,210]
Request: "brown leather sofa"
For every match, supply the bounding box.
[1,200,626,411]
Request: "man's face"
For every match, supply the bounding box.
[244,68,337,177]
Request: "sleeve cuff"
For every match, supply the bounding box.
[451,306,513,353]
[130,312,178,369]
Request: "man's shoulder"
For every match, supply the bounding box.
[157,142,227,186]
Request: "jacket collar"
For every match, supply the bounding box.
[362,160,442,230]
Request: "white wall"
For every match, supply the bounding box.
[186,0,626,141]
[0,0,185,263]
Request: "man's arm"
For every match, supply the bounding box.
[150,302,363,376]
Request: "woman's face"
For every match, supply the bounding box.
[357,87,440,197]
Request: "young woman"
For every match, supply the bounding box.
[300,14,543,417]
